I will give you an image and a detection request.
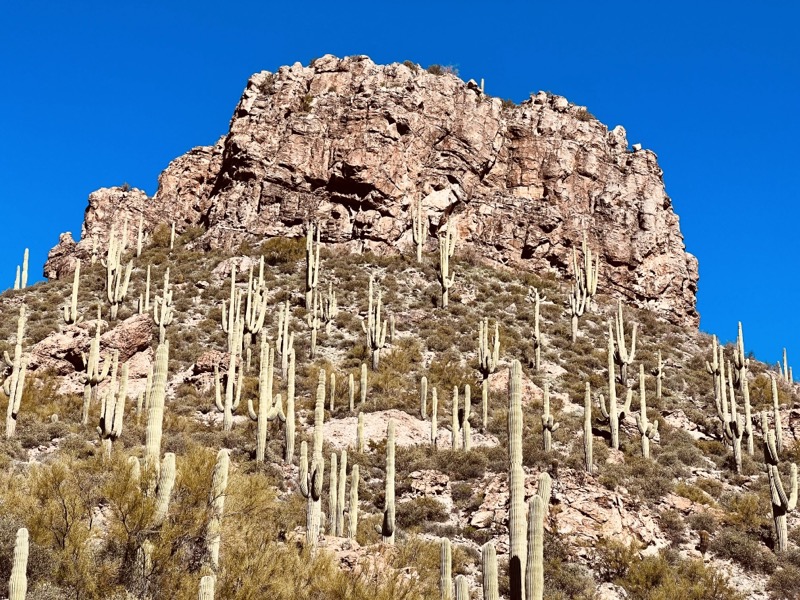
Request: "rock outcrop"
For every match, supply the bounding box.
[45,54,699,326]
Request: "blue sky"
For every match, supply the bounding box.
[1,1,798,364]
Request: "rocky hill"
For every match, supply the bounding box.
[44,54,698,327]
[0,57,796,600]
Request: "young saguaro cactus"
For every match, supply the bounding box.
[329,452,338,536]
[431,387,439,448]
[206,449,230,570]
[451,387,461,450]
[4,305,28,439]
[584,382,594,474]
[541,382,559,452]
[763,414,798,552]
[508,359,527,600]
[376,420,396,544]
[247,336,285,462]
[360,363,368,404]
[634,364,659,459]
[285,348,296,463]
[348,463,359,540]
[411,198,426,263]
[454,576,469,600]
[8,527,28,600]
[571,234,599,303]
[63,259,82,324]
[357,411,365,452]
[651,350,664,401]
[305,223,321,309]
[481,542,499,600]
[361,275,387,370]
[440,537,452,600]
[299,371,326,549]
[336,450,347,536]
[420,375,428,419]
[437,225,456,309]
[478,318,500,379]
[198,575,215,600]
[599,322,632,450]
[307,287,321,359]
[138,264,151,315]
[153,452,176,527]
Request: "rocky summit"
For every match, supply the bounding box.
[45,54,698,327]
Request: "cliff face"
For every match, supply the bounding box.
[45,54,699,326]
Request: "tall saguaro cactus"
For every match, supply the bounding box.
[206,449,230,570]
[526,497,545,600]
[763,414,798,552]
[305,223,321,309]
[97,354,126,458]
[80,313,112,425]
[599,323,631,450]
[634,364,659,459]
[411,199,426,263]
[321,281,338,334]
[247,336,285,462]
[437,225,456,308]
[528,287,545,371]
[732,322,754,455]
[285,348,296,463]
[568,235,598,343]
[508,360,527,600]
[376,420,396,544]
[420,375,428,419]
[307,287,321,358]
[348,464,359,540]
[4,305,28,438]
[105,224,133,319]
[478,319,500,379]
[153,268,174,344]
[612,301,637,384]
[63,259,82,324]
[215,314,244,431]
[440,537,452,600]
[431,387,439,448]
[481,542,499,600]
[361,275,387,370]
[300,371,326,549]
[651,350,664,401]
[771,374,784,454]
[144,341,169,483]
[243,258,268,346]
[541,382,559,452]
[276,301,294,380]
[8,527,28,600]
[584,382,593,474]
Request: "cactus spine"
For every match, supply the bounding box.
[299,371,325,549]
[482,542,499,600]
[153,268,174,344]
[584,382,593,474]
[144,341,169,482]
[478,318,500,378]
[105,225,133,319]
[411,198,426,263]
[361,275,387,370]
[376,420,396,544]
[528,287,545,371]
[305,223,321,309]
[3,305,28,438]
[612,300,637,384]
[635,364,659,459]
[198,575,215,600]
[321,281,338,334]
[764,413,797,552]
[8,527,28,600]
[431,387,439,448]
[285,349,296,462]
[508,360,526,600]
[651,350,664,400]
[63,259,82,324]
[440,537,452,600]
[79,312,111,425]
[247,336,285,462]
[207,449,229,570]
[437,225,456,308]
[97,353,125,457]
[599,322,631,450]
[541,381,559,452]
[420,375,428,419]
[348,463,359,539]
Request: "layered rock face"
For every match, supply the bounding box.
[45,54,699,326]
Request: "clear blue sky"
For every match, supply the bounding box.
[1,1,798,365]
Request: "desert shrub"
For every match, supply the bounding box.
[260,236,305,267]
[675,482,714,505]
[396,497,449,528]
[426,64,458,77]
[658,509,687,545]
[710,528,777,574]
[575,108,594,122]
[768,565,800,600]
[687,511,718,534]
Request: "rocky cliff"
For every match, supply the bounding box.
[45,54,699,326]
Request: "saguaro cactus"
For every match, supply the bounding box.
[80,312,112,425]
[431,387,439,448]
[299,371,325,549]
[63,259,82,324]
[337,451,347,536]
[329,452,338,535]
[153,452,176,526]
[285,348,296,463]
[482,542,499,600]
[411,198,426,263]
[455,576,469,600]
[779,348,792,384]
[305,223,321,309]
[243,258,268,346]
[440,537,452,600]
[247,337,285,462]
[528,287,545,371]
[720,357,747,473]
[451,387,461,450]
[764,414,798,552]
[482,379,489,433]
[4,305,28,439]
[634,364,659,459]
[376,420,396,544]
[8,527,28,600]
[420,375,428,419]
[206,449,230,570]
[138,265,151,315]
[508,360,527,600]
[478,319,500,378]
[221,265,240,353]
[732,322,754,455]
[153,268,174,344]
[651,350,664,401]
[307,288,321,358]
[572,234,599,303]
[348,463,359,539]
[437,225,456,308]
[584,382,593,474]
[771,374,784,454]
[568,283,587,343]
[97,353,126,458]
[361,275,388,370]
[214,315,244,431]
[198,575,215,600]
[612,301,637,384]
[277,301,294,380]
[357,411,365,452]
[526,496,545,600]
[705,335,722,407]
[360,363,367,404]
[321,281,338,334]
[599,323,631,450]
[105,225,133,319]
[541,382,559,452]
[144,341,169,481]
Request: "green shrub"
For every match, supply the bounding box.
[396,497,448,528]
[710,528,777,574]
